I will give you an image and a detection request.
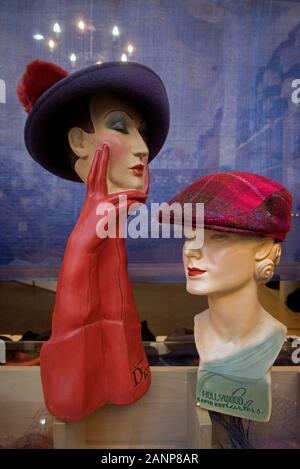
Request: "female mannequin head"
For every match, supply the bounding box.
[67,92,149,192]
[18,60,170,183]
[161,171,292,422]
[183,228,281,297]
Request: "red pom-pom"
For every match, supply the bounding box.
[17,60,68,113]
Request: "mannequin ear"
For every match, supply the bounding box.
[68,127,90,158]
[254,237,275,261]
[254,238,281,263]
[254,239,281,284]
[255,258,275,284]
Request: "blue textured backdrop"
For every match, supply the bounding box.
[0,0,300,281]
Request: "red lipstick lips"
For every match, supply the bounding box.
[188,267,206,277]
[130,164,144,176]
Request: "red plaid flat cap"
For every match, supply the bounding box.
[164,172,292,241]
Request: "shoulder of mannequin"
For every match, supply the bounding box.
[254,309,287,341]
[261,308,287,331]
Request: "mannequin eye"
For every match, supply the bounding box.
[111,122,129,134]
[106,114,129,134]
[210,233,229,240]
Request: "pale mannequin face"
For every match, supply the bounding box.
[68,93,149,193]
[183,228,273,297]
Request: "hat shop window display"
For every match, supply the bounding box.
[17,60,170,422]
[162,172,292,422]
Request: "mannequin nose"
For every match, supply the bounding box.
[132,130,149,159]
[184,248,202,260]
[133,150,148,159]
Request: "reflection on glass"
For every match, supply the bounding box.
[33,34,44,40]
[78,20,85,31]
[112,25,119,37]
[48,39,55,50]
[53,23,61,34]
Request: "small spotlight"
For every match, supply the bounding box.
[48,39,55,50]
[112,26,120,37]
[39,418,46,425]
[96,60,102,65]
[127,44,134,54]
[78,20,85,31]
[33,34,44,40]
[121,53,128,62]
[53,23,61,33]
[70,53,77,63]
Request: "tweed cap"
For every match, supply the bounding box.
[163,172,292,241]
[17,60,170,182]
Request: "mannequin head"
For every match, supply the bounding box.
[183,228,281,297]
[175,173,292,423]
[67,92,149,192]
[159,171,291,297]
[19,60,170,183]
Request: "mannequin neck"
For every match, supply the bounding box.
[207,279,264,342]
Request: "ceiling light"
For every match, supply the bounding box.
[33,34,44,40]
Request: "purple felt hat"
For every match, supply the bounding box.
[18,60,170,182]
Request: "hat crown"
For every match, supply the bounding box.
[168,171,292,241]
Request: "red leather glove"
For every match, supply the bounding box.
[40,144,151,422]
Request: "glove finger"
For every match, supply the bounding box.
[87,144,109,198]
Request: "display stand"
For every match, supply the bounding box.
[53,368,212,449]
[0,366,299,449]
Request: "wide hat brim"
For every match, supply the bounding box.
[24,62,170,182]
